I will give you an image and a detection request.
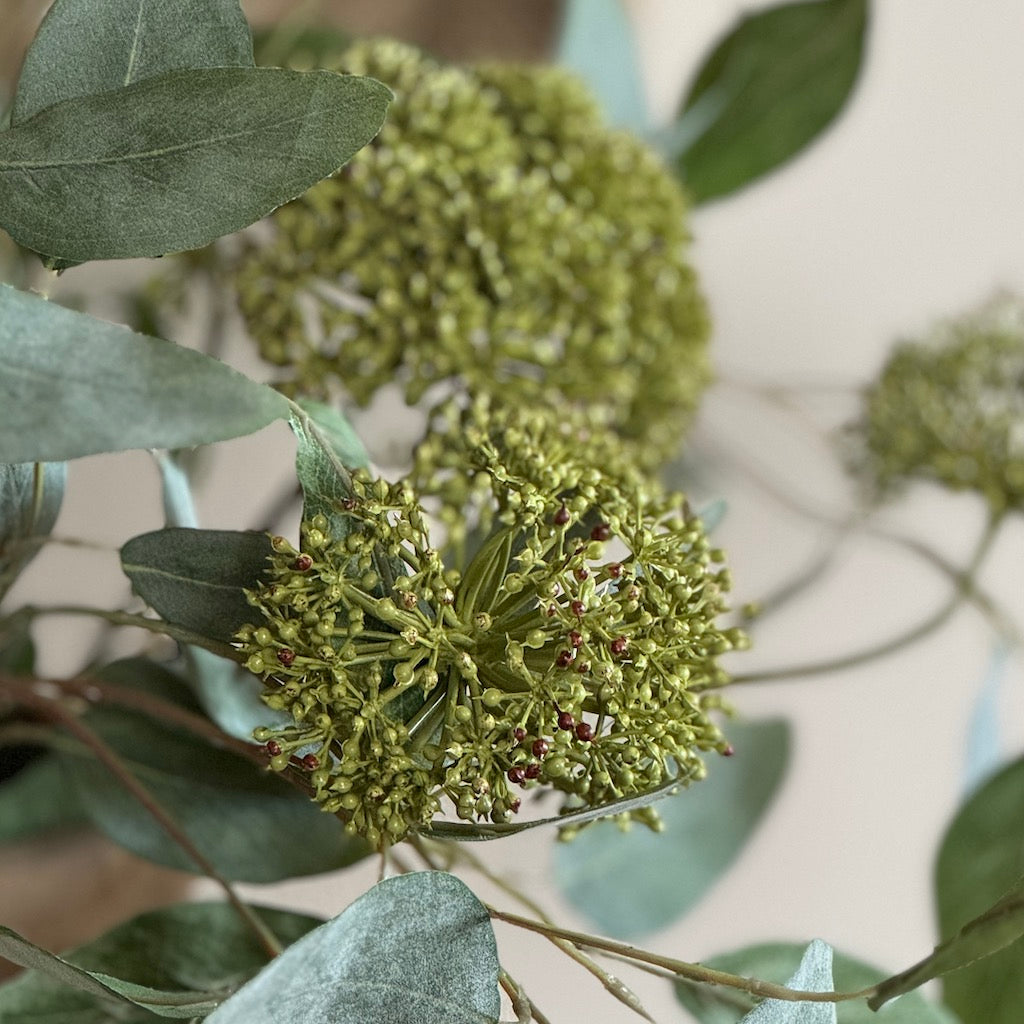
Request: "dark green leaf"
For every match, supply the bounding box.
[0,461,66,600]
[205,872,501,1024]
[553,719,788,937]
[0,68,391,263]
[120,528,272,644]
[0,614,35,674]
[57,662,368,881]
[0,757,86,842]
[675,0,868,204]
[0,285,290,461]
[556,0,649,129]
[872,755,1024,1020]
[677,942,959,1023]
[12,0,253,125]
[0,902,321,1021]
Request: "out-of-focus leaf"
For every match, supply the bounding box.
[205,873,501,1024]
[12,0,253,124]
[0,757,86,842]
[677,942,960,1023]
[0,902,321,1020]
[554,719,788,937]
[871,754,1024,1019]
[0,68,391,264]
[0,285,290,461]
[0,462,66,600]
[121,528,272,645]
[675,0,868,204]
[152,452,199,530]
[556,0,649,129]
[963,641,1008,793]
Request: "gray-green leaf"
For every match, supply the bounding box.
[677,942,959,1023]
[674,0,868,204]
[0,902,321,1021]
[0,461,65,600]
[0,284,290,461]
[12,0,253,125]
[740,941,836,1023]
[872,754,1024,1021]
[554,719,788,938]
[205,872,501,1024]
[0,757,86,843]
[0,67,390,263]
[121,528,272,645]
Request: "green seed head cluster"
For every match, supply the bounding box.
[231,37,710,468]
[238,408,742,847]
[852,295,1024,512]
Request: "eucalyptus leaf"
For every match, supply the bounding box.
[57,665,368,881]
[205,872,501,1024]
[0,285,290,461]
[0,902,321,1021]
[675,0,868,204]
[0,756,86,843]
[152,451,199,530]
[120,528,272,644]
[741,941,836,1024]
[293,397,370,472]
[0,614,34,674]
[676,942,959,1023]
[963,641,1007,793]
[554,719,788,937]
[870,754,1024,1020]
[0,461,66,600]
[556,0,649,129]
[12,0,253,125]
[0,68,391,264]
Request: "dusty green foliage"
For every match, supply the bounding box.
[852,294,1024,513]
[231,37,710,468]
[237,402,742,847]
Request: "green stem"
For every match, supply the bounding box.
[1,681,282,959]
[730,512,1004,685]
[488,907,876,1005]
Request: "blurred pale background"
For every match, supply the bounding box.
[4,2,1024,1021]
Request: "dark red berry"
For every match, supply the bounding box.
[557,710,575,731]
[590,522,612,542]
[301,753,320,771]
[575,722,594,742]
[607,562,623,578]
[513,727,527,743]
[721,744,735,757]
[574,566,590,582]
[342,498,357,511]
[277,648,296,667]
[525,762,541,780]
[570,599,586,617]
[265,740,282,757]
[545,604,558,617]
[553,505,571,526]
[293,554,313,571]
[509,798,522,813]
[532,738,549,758]
[507,766,527,785]
[576,660,591,674]
[569,629,583,648]
[556,649,573,668]
[610,636,628,655]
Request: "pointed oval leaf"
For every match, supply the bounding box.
[206,872,501,1024]
[676,942,959,1023]
[121,528,273,644]
[0,461,65,599]
[741,941,836,1024]
[0,285,290,461]
[12,0,253,125]
[58,665,368,882]
[676,0,868,204]
[554,719,789,938]
[0,902,321,1021]
[0,67,391,263]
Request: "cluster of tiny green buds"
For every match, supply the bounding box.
[850,293,1024,513]
[238,405,745,847]
[229,36,710,469]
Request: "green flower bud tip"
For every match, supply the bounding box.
[225,36,709,470]
[237,400,745,847]
[850,292,1024,513]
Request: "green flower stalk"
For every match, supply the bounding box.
[852,294,1024,513]
[231,37,710,468]
[238,404,744,848]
